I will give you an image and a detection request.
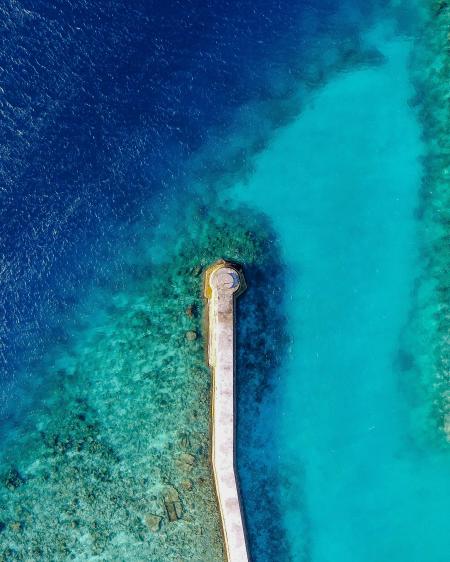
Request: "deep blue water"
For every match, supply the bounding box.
[1,0,347,388]
[1,1,449,560]
[0,0,388,418]
[1,0,306,384]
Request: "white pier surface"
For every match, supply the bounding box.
[204,260,250,562]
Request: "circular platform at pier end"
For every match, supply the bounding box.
[204,260,247,300]
[209,266,241,293]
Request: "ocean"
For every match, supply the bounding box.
[0,1,449,560]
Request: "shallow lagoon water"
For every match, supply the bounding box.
[229,23,450,562]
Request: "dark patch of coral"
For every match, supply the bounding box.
[401,0,450,445]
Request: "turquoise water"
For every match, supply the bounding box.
[1,2,449,560]
[230,22,450,562]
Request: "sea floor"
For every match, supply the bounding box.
[0,198,286,561]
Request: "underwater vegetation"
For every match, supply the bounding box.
[401,0,450,446]
[0,199,285,561]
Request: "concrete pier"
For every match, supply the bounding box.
[204,260,250,562]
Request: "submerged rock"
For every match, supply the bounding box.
[165,500,183,522]
[145,514,162,532]
[163,487,183,522]
[181,479,193,491]
[179,452,195,465]
[185,304,196,317]
[185,330,197,341]
[177,452,196,472]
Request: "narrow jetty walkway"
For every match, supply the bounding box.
[204,260,250,562]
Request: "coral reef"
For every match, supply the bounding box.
[0,199,285,561]
[401,0,450,444]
